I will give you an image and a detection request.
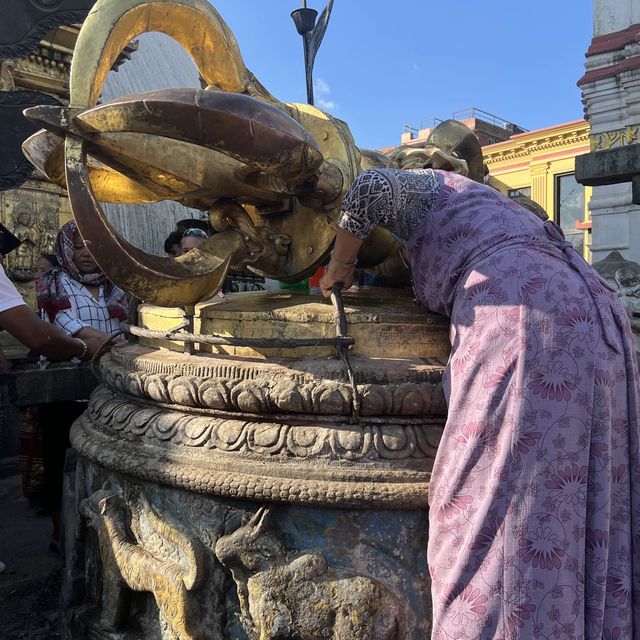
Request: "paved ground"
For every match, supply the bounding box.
[0,472,63,639]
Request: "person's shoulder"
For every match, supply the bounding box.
[0,264,12,286]
[352,168,402,188]
[0,265,25,311]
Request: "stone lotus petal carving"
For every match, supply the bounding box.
[99,349,448,418]
[72,386,441,508]
[214,507,405,640]
[85,387,442,462]
[69,343,445,508]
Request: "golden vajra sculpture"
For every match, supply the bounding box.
[22,0,482,306]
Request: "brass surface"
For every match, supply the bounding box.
[64,135,233,305]
[22,0,415,305]
[427,119,485,184]
[68,0,256,110]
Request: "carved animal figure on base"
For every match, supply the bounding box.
[81,487,205,640]
[214,507,404,640]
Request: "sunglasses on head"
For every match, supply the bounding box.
[182,228,208,239]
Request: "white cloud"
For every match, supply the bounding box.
[315,77,331,94]
[317,98,336,110]
[314,77,337,111]
[413,61,419,72]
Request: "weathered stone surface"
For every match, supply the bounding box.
[73,384,442,508]
[63,462,430,640]
[593,250,640,345]
[65,290,445,638]
[215,507,411,639]
[576,143,640,203]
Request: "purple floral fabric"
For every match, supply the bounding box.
[404,171,640,639]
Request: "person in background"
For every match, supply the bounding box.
[163,230,184,258]
[175,218,211,235]
[35,253,59,276]
[36,220,127,552]
[0,227,107,573]
[180,227,208,253]
[37,221,127,344]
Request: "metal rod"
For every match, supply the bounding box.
[330,283,361,423]
[120,322,354,349]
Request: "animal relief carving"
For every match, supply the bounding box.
[81,486,206,640]
[215,507,404,639]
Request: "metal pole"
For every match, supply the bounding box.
[303,34,314,105]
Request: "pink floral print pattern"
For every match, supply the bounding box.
[401,171,640,638]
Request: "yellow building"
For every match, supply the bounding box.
[483,119,592,259]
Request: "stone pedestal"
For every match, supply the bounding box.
[61,290,449,639]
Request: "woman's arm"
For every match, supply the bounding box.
[319,169,395,299]
[319,228,363,298]
[0,305,108,359]
[53,304,114,343]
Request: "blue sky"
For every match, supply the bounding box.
[211,1,593,151]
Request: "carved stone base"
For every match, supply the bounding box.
[62,460,430,640]
[64,290,447,638]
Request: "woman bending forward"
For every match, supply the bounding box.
[320,167,640,639]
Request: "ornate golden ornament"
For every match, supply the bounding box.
[20,0,391,304]
[22,0,484,306]
[590,125,640,151]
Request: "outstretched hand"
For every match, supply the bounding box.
[319,260,355,299]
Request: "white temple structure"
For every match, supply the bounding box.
[579,0,640,262]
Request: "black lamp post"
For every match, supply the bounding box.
[291,2,318,105]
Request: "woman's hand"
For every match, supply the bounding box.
[75,326,112,341]
[320,228,364,299]
[82,335,114,359]
[319,259,355,299]
[75,327,121,358]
